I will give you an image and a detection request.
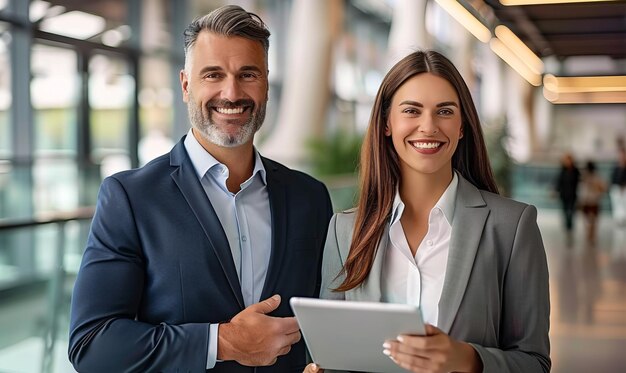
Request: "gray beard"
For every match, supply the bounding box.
[187,95,266,148]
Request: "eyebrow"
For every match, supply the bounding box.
[399,100,459,108]
[240,65,264,74]
[197,65,264,76]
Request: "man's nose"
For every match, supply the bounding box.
[220,77,242,101]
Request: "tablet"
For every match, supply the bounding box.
[290,297,425,373]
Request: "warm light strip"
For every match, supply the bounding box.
[543,74,626,103]
[543,74,626,93]
[501,0,620,5]
[490,38,542,86]
[495,25,544,75]
[543,91,626,104]
[434,0,491,43]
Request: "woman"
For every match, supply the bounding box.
[579,160,606,244]
[305,51,550,373]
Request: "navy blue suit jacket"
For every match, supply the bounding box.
[69,138,333,372]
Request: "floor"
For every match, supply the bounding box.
[0,209,624,373]
[540,210,626,373]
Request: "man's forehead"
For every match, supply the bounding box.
[191,31,267,69]
[196,31,265,53]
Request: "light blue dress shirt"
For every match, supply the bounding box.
[184,131,272,369]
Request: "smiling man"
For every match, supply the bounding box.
[68,5,333,373]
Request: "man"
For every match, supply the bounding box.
[68,5,333,372]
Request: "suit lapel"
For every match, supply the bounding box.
[259,158,288,300]
[437,176,489,333]
[169,140,244,309]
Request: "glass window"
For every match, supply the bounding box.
[141,0,174,53]
[138,56,174,166]
[0,23,10,158]
[89,53,134,174]
[0,0,9,14]
[31,44,78,156]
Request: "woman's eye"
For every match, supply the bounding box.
[439,108,454,115]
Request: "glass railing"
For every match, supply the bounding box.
[0,208,94,373]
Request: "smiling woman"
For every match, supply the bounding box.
[304,50,550,373]
[385,73,463,181]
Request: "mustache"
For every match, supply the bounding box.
[207,99,255,109]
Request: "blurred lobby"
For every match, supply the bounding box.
[0,0,625,372]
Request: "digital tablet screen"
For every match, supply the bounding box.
[290,297,425,373]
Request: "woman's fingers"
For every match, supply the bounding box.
[303,363,324,373]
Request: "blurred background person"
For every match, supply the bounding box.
[579,160,607,245]
[610,147,626,226]
[555,152,580,246]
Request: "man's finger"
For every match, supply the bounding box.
[276,344,292,357]
[285,329,302,345]
[248,294,281,314]
[275,316,300,334]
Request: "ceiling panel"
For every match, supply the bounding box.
[483,0,626,60]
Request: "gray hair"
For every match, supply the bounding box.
[183,5,270,71]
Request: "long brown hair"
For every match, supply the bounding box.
[335,50,498,292]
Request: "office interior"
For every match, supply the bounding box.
[0,0,625,372]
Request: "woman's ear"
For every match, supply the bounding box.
[384,122,391,136]
[459,127,464,139]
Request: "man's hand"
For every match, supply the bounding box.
[217,294,301,366]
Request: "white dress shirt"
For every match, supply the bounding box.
[184,130,272,369]
[382,173,458,326]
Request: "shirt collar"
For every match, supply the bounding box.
[183,129,267,185]
[390,171,459,225]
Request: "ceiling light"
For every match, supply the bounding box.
[543,91,626,104]
[39,11,105,40]
[490,38,542,86]
[543,74,626,103]
[434,0,491,43]
[501,0,621,5]
[495,25,543,75]
[29,0,50,22]
[543,74,626,93]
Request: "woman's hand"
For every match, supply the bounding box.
[383,324,482,373]
[303,363,324,373]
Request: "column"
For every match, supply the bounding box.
[260,0,341,169]
[387,0,429,68]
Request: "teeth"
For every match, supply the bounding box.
[411,142,441,149]
[215,107,244,115]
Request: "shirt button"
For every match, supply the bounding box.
[427,240,433,246]
[242,235,247,242]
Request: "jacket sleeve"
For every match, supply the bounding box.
[317,213,349,373]
[68,177,210,373]
[319,213,347,301]
[469,205,551,373]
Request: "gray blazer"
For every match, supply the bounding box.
[320,175,550,373]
